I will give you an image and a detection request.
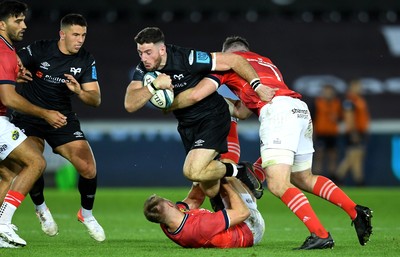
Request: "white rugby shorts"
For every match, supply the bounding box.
[241,193,265,245]
[259,96,314,168]
[0,116,27,161]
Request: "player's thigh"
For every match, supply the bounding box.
[55,140,96,177]
[7,139,45,170]
[184,148,219,174]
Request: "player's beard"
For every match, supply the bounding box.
[9,30,24,42]
[146,56,163,71]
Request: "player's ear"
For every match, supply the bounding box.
[59,30,65,40]
[0,20,6,30]
[159,43,166,55]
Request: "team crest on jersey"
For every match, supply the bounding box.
[173,74,184,80]
[11,130,19,140]
[70,67,82,75]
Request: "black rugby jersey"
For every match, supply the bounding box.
[132,44,227,125]
[15,39,97,123]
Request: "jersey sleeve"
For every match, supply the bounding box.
[79,55,98,84]
[0,52,17,84]
[186,49,214,74]
[131,64,146,82]
[17,41,39,70]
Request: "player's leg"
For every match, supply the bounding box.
[260,97,333,250]
[0,166,15,203]
[219,117,240,165]
[0,120,45,247]
[184,148,223,198]
[226,177,265,245]
[55,139,105,242]
[252,157,265,183]
[291,158,372,246]
[181,113,261,198]
[11,118,59,237]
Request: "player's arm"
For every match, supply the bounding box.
[212,52,278,102]
[63,74,101,107]
[124,74,172,113]
[225,98,253,120]
[0,83,67,128]
[168,77,218,111]
[181,182,206,209]
[220,179,250,227]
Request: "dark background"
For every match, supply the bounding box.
[14,0,400,186]
[18,0,400,121]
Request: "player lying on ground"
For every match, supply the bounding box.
[144,177,265,248]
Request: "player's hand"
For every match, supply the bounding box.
[255,84,279,102]
[64,74,82,95]
[153,73,173,90]
[43,110,67,129]
[16,59,32,83]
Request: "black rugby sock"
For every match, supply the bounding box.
[78,175,97,210]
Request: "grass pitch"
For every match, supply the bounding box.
[1,187,399,257]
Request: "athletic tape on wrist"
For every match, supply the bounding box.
[250,78,261,90]
[147,84,156,95]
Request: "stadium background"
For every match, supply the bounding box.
[18,0,400,187]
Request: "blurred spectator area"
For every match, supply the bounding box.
[27,0,400,23]
[18,0,400,122]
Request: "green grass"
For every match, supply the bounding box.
[1,187,399,257]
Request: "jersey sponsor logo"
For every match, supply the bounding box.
[291,108,309,118]
[173,74,184,80]
[91,66,97,80]
[40,62,50,70]
[195,51,210,64]
[36,71,43,78]
[70,67,82,75]
[44,74,68,84]
[173,82,187,88]
[11,130,19,140]
[0,144,7,154]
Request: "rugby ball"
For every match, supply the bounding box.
[143,71,174,109]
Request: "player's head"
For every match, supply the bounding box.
[222,36,250,53]
[59,13,87,55]
[135,27,166,71]
[0,0,28,42]
[348,79,363,95]
[143,194,168,224]
[321,84,337,99]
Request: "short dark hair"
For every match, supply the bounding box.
[0,0,27,21]
[222,36,250,52]
[135,27,165,45]
[143,194,166,224]
[60,13,87,29]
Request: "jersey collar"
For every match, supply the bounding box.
[0,35,14,50]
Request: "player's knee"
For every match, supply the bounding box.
[29,155,46,175]
[183,166,200,181]
[75,161,96,179]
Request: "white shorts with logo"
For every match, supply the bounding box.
[0,116,27,161]
[241,193,265,245]
[259,96,314,168]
